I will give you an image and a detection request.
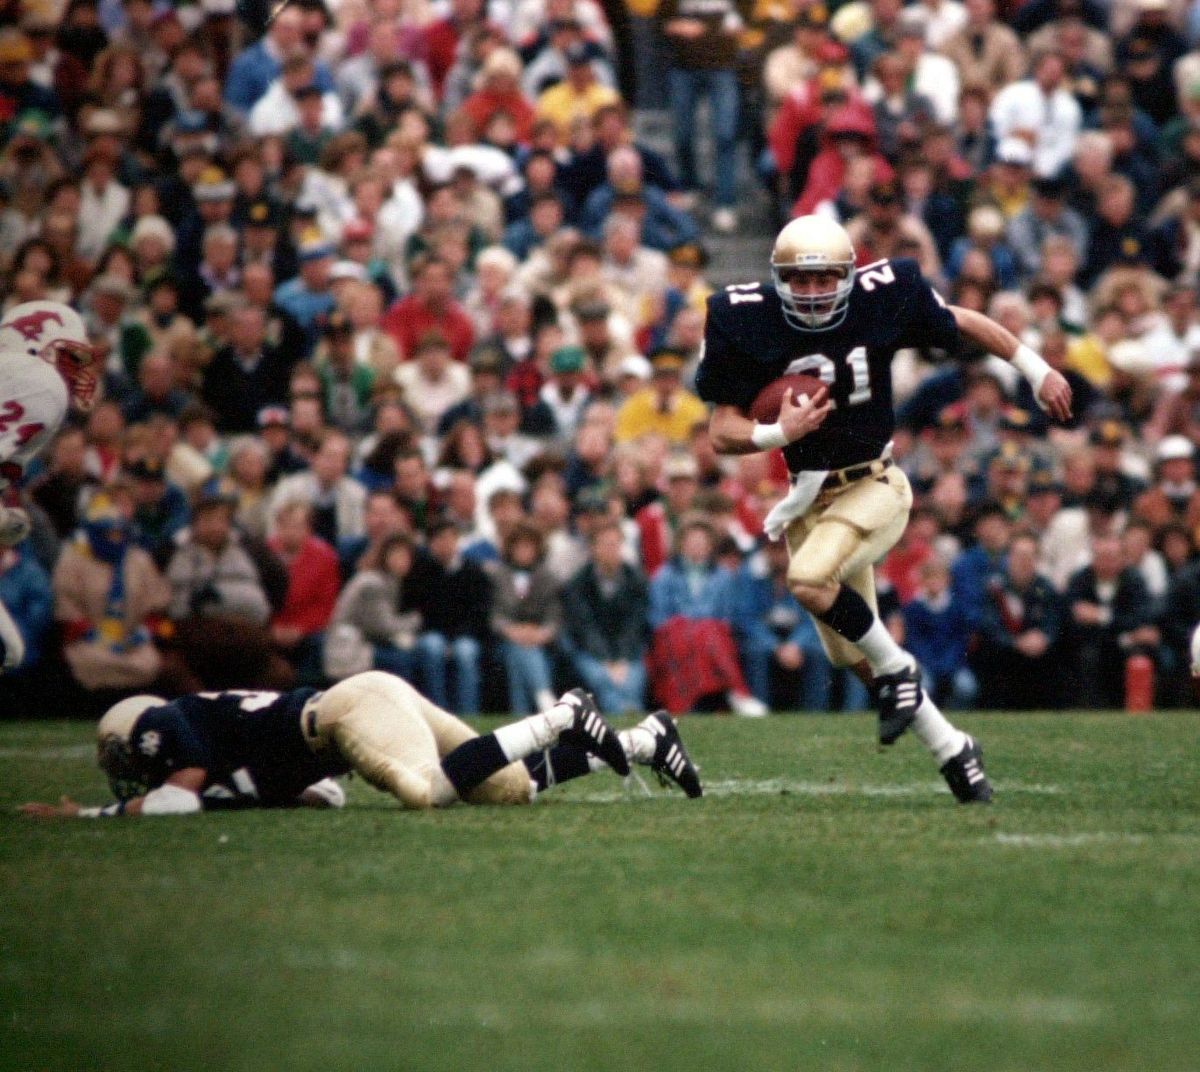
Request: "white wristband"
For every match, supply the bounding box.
[79,802,124,818]
[1011,344,1052,398]
[751,422,789,450]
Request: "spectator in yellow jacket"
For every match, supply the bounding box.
[614,347,708,444]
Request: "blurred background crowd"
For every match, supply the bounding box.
[3,0,1200,718]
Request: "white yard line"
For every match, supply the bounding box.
[989,833,1151,848]
[0,744,95,760]
[411,992,1105,1029]
[563,777,1065,803]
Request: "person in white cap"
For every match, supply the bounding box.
[1132,435,1200,532]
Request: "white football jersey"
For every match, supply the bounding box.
[0,348,69,496]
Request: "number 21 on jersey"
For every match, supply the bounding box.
[785,347,871,407]
[787,259,889,404]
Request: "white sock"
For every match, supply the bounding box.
[493,712,563,762]
[619,726,655,764]
[856,619,913,677]
[586,726,654,773]
[911,694,967,765]
[544,700,576,733]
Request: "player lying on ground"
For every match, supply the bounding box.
[697,216,1074,803]
[0,301,100,671]
[19,672,702,818]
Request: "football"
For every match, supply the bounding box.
[748,373,828,423]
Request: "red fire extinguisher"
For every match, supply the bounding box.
[1125,654,1154,714]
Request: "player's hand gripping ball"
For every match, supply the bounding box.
[749,373,828,423]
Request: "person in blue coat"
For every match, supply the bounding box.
[223,5,335,115]
[0,542,53,674]
[732,540,831,711]
[951,501,1012,634]
[903,558,978,710]
[579,148,699,253]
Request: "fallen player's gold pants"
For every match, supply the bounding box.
[303,671,534,807]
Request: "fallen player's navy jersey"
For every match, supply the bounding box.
[128,688,349,807]
[697,258,959,471]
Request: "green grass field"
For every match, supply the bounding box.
[3,712,1199,1072]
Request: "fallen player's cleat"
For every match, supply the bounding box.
[641,711,703,798]
[939,735,993,804]
[557,689,630,776]
[876,663,922,746]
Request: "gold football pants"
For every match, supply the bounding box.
[302,671,533,808]
[784,463,913,668]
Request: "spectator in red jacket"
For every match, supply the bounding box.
[268,499,341,684]
[422,0,490,101]
[636,451,701,577]
[461,47,536,146]
[382,254,476,363]
[792,103,892,218]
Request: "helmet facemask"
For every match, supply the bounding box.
[98,736,149,801]
[49,340,100,412]
[0,302,99,411]
[772,263,855,331]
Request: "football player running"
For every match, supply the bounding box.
[19,672,702,818]
[697,216,1072,803]
[0,301,100,671]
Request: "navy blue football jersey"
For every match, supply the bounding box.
[696,258,958,471]
[127,688,349,807]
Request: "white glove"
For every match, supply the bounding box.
[0,505,31,547]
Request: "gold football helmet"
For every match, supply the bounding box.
[97,695,167,799]
[771,215,856,331]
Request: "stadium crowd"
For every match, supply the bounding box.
[3,0,1200,718]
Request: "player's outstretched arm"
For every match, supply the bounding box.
[950,306,1072,423]
[710,387,832,455]
[19,769,207,819]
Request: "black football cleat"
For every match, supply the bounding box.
[642,711,702,798]
[876,663,923,746]
[557,689,630,776]
[940,736,993,804]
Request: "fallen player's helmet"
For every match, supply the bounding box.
[0,301,100,412]
[771,215,856,331]
[97,695,167,800]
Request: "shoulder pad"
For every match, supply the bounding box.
[853,257,921,293]
[708,281,774,319]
